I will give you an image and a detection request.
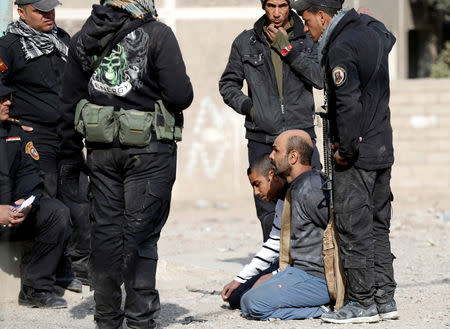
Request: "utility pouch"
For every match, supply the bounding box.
[174,111,183,142]
[74,99,88,136]
[153,100,183,142]
[116,109,153,147]
[74,99,117,143]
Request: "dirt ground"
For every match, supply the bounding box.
[0,197,448,329]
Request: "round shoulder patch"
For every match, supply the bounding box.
[332,66,347,87]
[25,141,39,161]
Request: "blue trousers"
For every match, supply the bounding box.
[240,266,330,320]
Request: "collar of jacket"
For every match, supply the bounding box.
[81,4,155,56]
[0,123,8,138]
[321,8,359,58]
[289,169,314,189]
[253,10,306,43]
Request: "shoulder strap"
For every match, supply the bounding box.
[91,15,153,73]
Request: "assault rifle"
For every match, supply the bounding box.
[317,99,346,310]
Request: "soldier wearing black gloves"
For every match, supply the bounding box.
[219,0,322,242]
[292,0,398,324]
[57,0,193,328]
[0,85,72,308]
[0,0,90,287]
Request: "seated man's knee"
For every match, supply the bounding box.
[240,288,264,317]
[240,290,252,315]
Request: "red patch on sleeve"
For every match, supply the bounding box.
[0,58,7,72]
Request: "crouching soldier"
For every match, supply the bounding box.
[0,85,72,308]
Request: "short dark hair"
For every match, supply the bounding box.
[247,154,273,178]
[306,5,340,16]
[286,135,313,165]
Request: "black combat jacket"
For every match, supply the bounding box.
[289,170,329,279]
[322,9,396,170]
[0,28,70,125]
[0,121,43,206]
[58,5,193,158]
[219,12,323,144]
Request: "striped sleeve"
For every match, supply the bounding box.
[235,199,283,283]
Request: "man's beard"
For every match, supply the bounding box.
[271,158,290,179]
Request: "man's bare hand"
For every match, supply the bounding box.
[221,280,241,301]
[252,273,273,288]
[266,24,278,42]
[0,205,14,226]
[8,199,31,227]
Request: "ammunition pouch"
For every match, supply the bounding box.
[116,109,153,147]
[74,99,183,147]
[153,100,183,142]
[75,99,117,143]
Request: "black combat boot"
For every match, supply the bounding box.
[19,286,67,309]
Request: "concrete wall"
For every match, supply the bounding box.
[0,241,25,301]
[390,79,450,212]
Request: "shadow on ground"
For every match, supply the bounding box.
[220,253,254,266]
[68,299,190,327]
[70,295,94,319]
[398,278,450,288]
[157,303,190,328]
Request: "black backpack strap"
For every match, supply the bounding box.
[91,15,153,74]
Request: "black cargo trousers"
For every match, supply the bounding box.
[0,199,71,292]
[87,140,177,329]
[333,165,396,306]
[23,121,90,276]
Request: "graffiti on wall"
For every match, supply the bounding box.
[184,96,246,180]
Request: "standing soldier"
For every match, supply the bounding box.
[0,0,90,287]
[0,85,72,308]
[293,0,398,324]
[219,0,322,242]
[57,0,193,328]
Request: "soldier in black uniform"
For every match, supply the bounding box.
[292,0,398,324]
[0,85,71,308]
[58,0,193,328]
[0,0,90,286]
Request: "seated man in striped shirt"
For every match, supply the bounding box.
[221,154,287,309]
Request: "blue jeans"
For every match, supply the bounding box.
[240,266,330,320]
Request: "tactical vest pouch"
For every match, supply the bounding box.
[174,111,183,142]
[75,99,117,143]
[74,99,87,136]
[153,100,183,142]
[116,109,153,147]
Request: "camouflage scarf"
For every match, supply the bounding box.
[103,0,157,19]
